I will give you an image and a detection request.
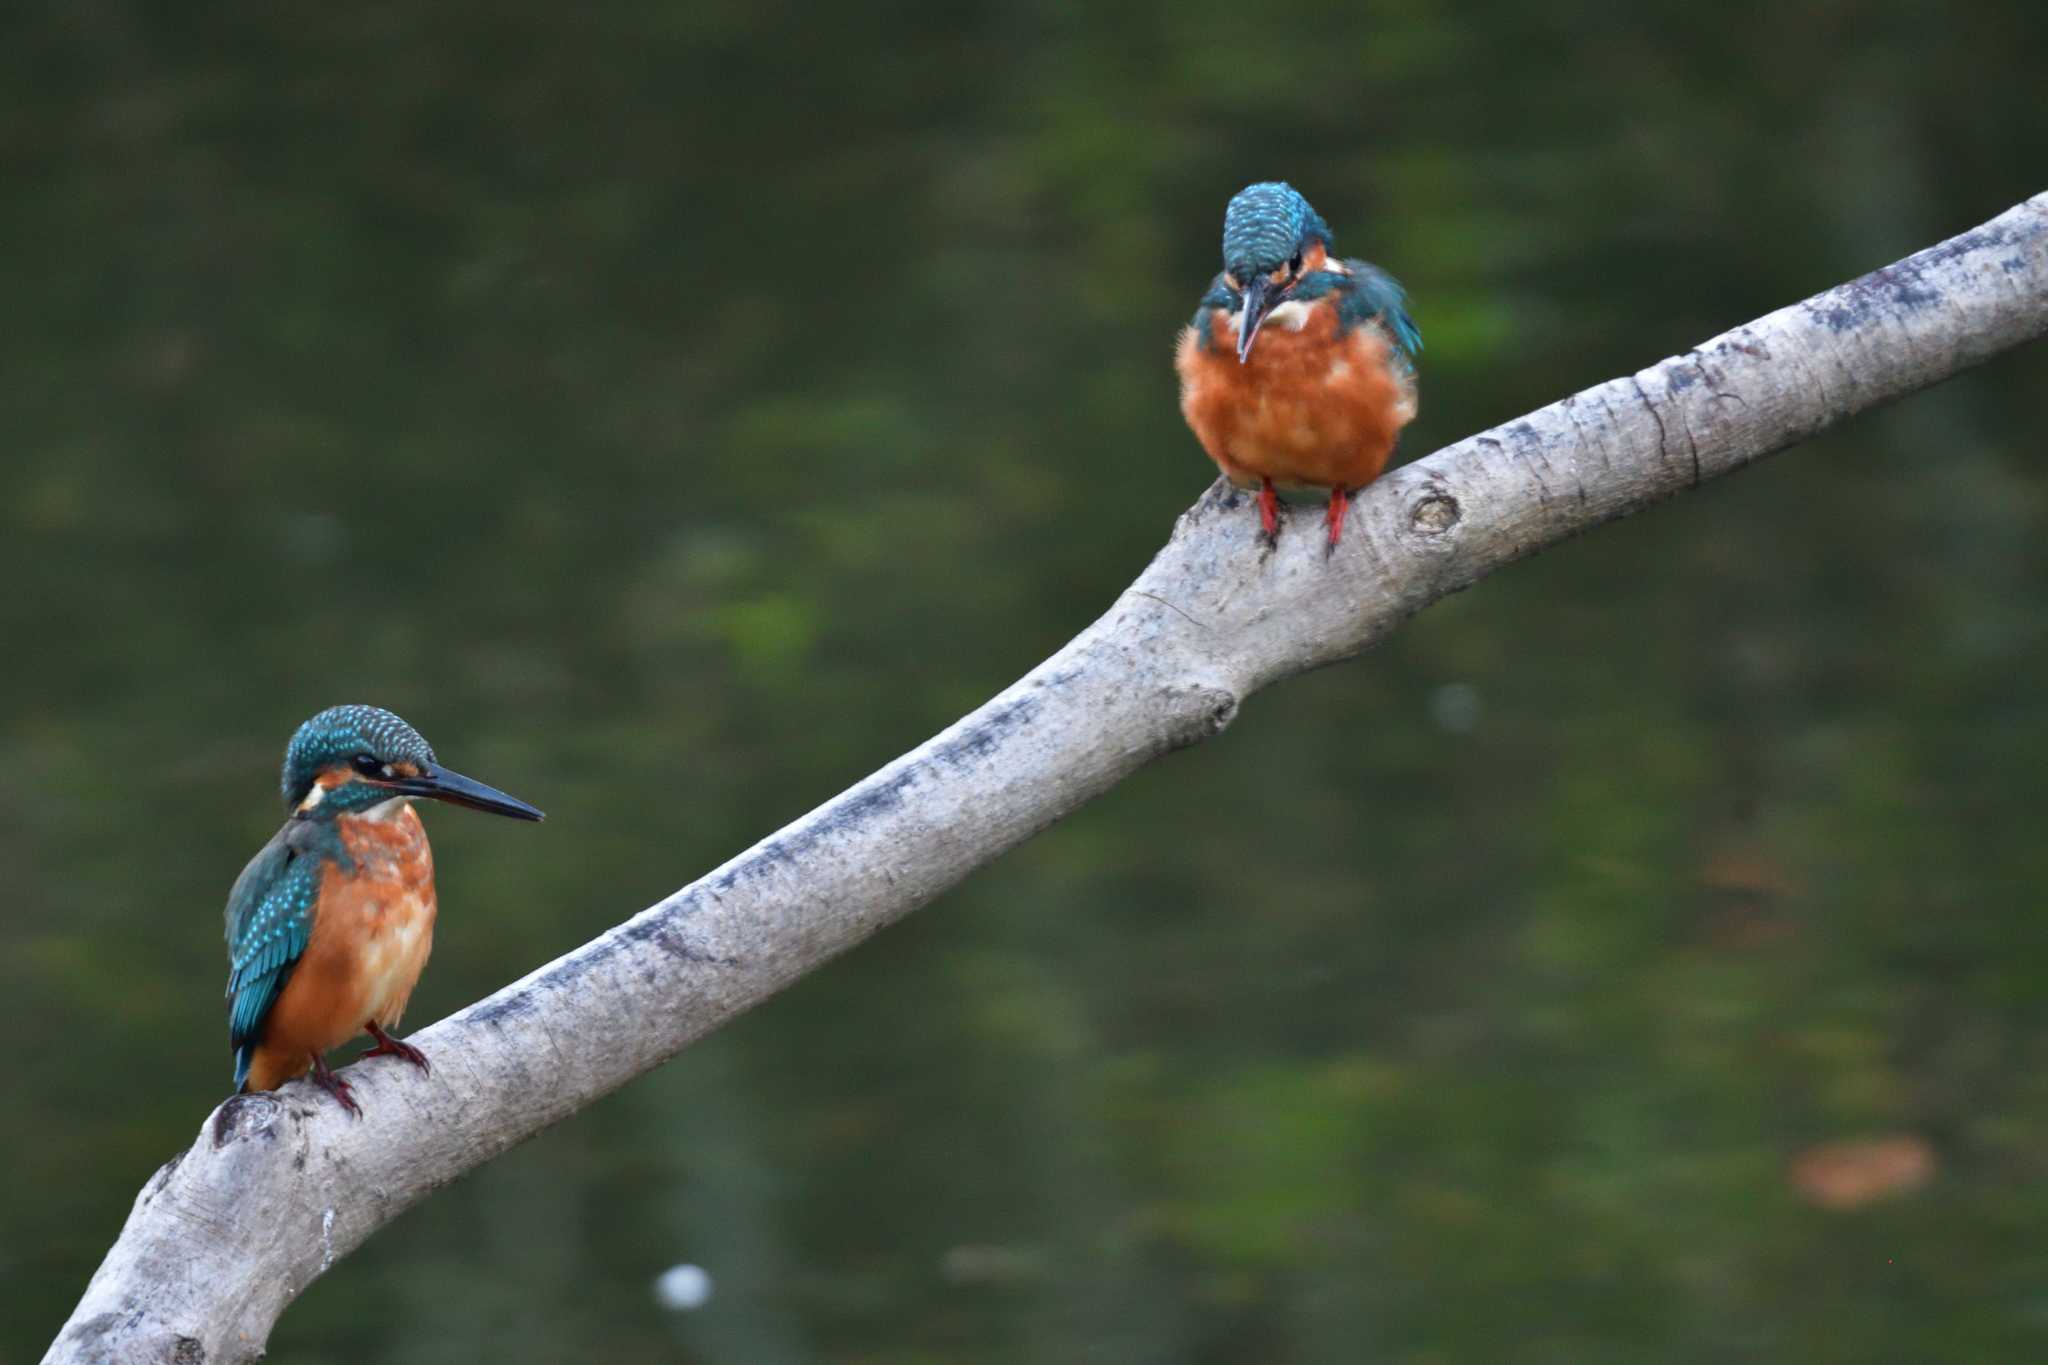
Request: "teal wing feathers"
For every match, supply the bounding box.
[1189,273,1238,348]
[1337,259,1422,363]
[223,820,336,1089]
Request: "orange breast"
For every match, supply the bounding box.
[1175,301,1417,492]
[251,804,438,1084]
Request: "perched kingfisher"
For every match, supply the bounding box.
[223,705,542,1115]
[1175,181,1422,548]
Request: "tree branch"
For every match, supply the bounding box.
[48,192,2048,1364]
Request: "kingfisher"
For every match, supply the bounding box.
[223,704,542,1115]
[1175,181,1422,548]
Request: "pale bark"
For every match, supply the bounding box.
[48,192,2048,1364]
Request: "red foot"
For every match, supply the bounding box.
[1326,487,1353,549]
[310,1053,362,1118]
[364,1021,431,1075]
[1257,478,1279,542]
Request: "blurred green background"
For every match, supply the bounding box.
[7,3,2048,1361]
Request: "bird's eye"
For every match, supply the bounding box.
[351,753,386,778]
[1288,251,1303,275]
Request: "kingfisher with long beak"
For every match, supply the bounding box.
[1175,181,1422,548]
[223,704,542,1115]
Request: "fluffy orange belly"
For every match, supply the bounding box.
[1175,305,1417,491]
[243,806,438,1091]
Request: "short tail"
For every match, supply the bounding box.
[233,1043,311,1093]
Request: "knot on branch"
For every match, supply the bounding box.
[210,1093,284,1151]
[1160,682,1240,748]
[1203,689,1240,735]
[1409,491,1461,536]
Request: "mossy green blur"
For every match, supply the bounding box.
[5,3,2047,1362]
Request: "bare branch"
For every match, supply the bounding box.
[48,193,2048,1364]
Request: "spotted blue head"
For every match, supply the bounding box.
[281,704,543,822]
[1220,181,1333,364]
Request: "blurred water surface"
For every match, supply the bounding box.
[6,4,2048,1361]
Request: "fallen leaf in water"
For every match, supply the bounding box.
[1788,1135,1936,1210]
[1697,842,1800,948]
[1699,845,1798,899]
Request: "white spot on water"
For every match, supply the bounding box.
[320,1207,336,1271]
[653,1262,713,1310]
[1429,682,1483,734]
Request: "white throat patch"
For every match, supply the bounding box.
[360,795,415,822]
[1227,299,1318,335]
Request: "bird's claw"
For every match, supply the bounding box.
[1257,478,1281,542]
[310,1059,363,1118]
[1325,486,1352,553]
[364,1023,431,1075]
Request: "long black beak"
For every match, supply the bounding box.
[1237,274,1276,364]
[393,763,545,821]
